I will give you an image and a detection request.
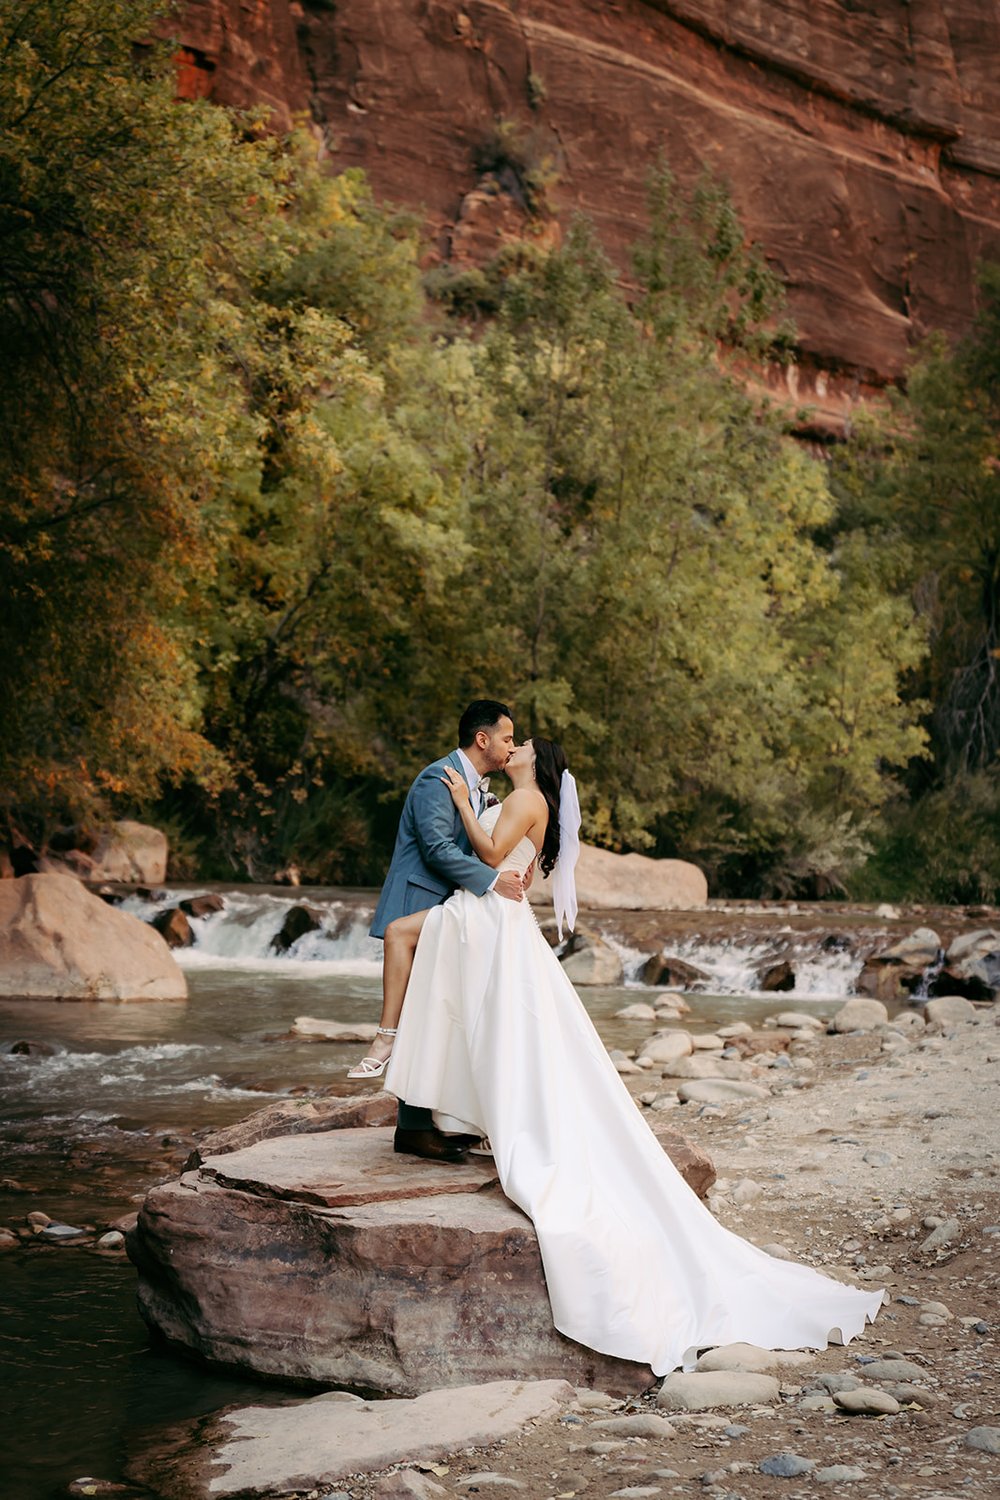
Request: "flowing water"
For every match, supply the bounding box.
[0,883,933,1498]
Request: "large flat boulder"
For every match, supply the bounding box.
[0,874,186,1001]
[129,1125,715,1396]
[129,1379,574,1499]
[530,843,707,911]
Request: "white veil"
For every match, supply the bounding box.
[551,769,581,941]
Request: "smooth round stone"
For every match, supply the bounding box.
[772,1012,824,1030]
[696,1343,813,1373]
[637,1032,693,1065]
[924,995,978,1026]
[0,1228,18,1250]
[616,1003,658,1021]
[810,1373,861,1394]
[857,1357,927,1383]
[676,1080,770,1105]
[831,999,889,1033]
[717,1023,753,1038]
[39,1221,87,1241]
[573,1389,617,1410]
[965,1426,1000,1454]
[799,1393,837,1411]
[690,1033,724,1050]
[833,1387,900,1415]
[657,1371,780,1411]
[814,1465,867,1483]
[97,1230,125,1251]
[609,1052,642,1074]
[759,1454,815,1477]
[592,1413,677,1439]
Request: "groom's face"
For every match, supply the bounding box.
[476,715,516,772]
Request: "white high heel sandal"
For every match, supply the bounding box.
[347,1026,397,1079]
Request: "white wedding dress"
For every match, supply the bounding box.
[384,804,882,1376]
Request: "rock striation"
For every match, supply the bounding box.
[129,1122,713,1396]
[173,1,1000,429]
[0,874,187,1001]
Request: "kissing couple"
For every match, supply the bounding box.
[348,699,884,1377]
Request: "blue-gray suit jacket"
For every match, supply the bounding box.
[369,751,495,939]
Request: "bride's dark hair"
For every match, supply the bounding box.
[532,737,568,877]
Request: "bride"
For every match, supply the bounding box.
[384,737,883,1377]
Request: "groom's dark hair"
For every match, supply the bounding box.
[458,699,511,747]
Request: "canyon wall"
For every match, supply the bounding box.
[173,1,1000,428]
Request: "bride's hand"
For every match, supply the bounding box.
[441,766,471,806]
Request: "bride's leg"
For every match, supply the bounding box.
[347,909,429,1076]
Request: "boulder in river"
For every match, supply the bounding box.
[760,960,796,992]
[640,953,710,988]
[0,874,187,1001]
[129,1123,714,1397]
[559,931,624,985]
[529,843,707,910]
[270,903,323,953]
[178,893,226,919]
[151,907,193,949]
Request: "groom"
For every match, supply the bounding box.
[371,699,524,1162]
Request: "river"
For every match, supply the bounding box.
[0,883,935,1498]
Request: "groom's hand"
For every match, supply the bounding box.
[494,870,523,902]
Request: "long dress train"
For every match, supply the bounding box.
[384,807,882,1377]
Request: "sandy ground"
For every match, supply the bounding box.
[332,1008,1000,1500]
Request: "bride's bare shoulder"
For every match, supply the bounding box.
[504,787,548,814]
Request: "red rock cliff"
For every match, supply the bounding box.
[173,1,1000,424]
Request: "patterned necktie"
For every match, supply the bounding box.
[475,775,490,814]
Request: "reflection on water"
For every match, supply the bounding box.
[0,907,863,1498]
[0,1254,297,1500]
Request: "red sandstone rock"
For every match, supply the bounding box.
[187,1091,398,1166]
[130,1123,715,1395]
[173,0,1000,424]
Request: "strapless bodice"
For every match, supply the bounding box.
[480,802,538,877]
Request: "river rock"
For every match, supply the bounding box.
[178,893,226,918]
[857,1357,928,1383]
[661,1056,750,1081]
[530,844,707,910]
[965,1426,1000,1454]
[592,1413,677,1438]
[0,874,187,1001]
[187,1091,397,1165]
[636,1031,693,1065]
[151,907,193,949]
[560,932,624,986]
[728,1029,791,1058]
[129,1128,668,1395]
[288,1015,379,1043]
[760,961,795,992]
[696,1344,814,1373]
[130,1379,574,1498]
[676,1079,770,1105]
[647,1124,716,1199]
[923,995,979,1027]
[759,1453,815,1477]
[657,1370,780,1411]
[92,821,169,883]
[830,998,889,1033]
[772,1012,824,1030]
[270,904,323,953]
[639,954,709,989]
[857,927,940,1002]
[833,1386,900,1415]
[615,1002,658,1021]
[814,1465,866,1483]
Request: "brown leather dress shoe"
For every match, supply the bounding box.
[393,1127,470,1164]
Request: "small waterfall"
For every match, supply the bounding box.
[119,889,382,973]
[614,931,863,998]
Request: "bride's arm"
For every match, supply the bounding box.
[441,772,544,868]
